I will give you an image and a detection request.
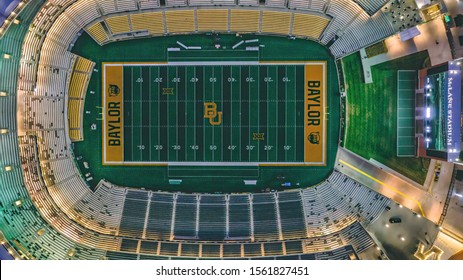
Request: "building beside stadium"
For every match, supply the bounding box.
[417,60,462,163]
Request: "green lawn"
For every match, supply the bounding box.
[365,41,388,58]
[342,51,430,184]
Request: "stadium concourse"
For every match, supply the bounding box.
[0,0,462,261]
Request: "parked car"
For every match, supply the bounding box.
[389,217,402,224]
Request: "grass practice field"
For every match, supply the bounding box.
[72,33,339,192]
[342,51,430,184]
[103,62,326,165]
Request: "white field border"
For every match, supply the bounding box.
[102,61,327,166]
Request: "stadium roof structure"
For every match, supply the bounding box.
[0,0,461,261]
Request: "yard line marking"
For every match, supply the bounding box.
[183,66,187,161]
[267,66,269,161]
[294,65,297,161]
[176,66,179,161]
[275,66,278,162]
[284,65,288,162]
[140,66,143,161]
[221,65,224,163]
[167,66,170,162]
[131,66,134,161]
[239,65,242,162]
[149,67,152,162]
[194,66,197,162]
[230,66,233,162]
[212,66,215,162]
[203,65,206,162]
[183,66,188,161]
[158,67,161,160]
[248,65,251,162]
[257,65,260,162]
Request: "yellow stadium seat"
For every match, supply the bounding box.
[86,22,109,44]
[292,14,330,40]
[165,10,195,34]
[261,11,291,34]
[197,9,228,32]
[67,56,94,142]
[230,10,260,33]
[131,12,165,34]
[68,99,82,129]
[106,15,131,34]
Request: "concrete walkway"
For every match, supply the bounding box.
[441,164,463,243]
[335,148,451,224]
[361,17,452,83]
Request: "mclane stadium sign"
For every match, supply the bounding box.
[446,62,461,161]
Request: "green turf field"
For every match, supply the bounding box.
[71,33,340,192]
[107,63,320,164]
[342,51,430,184]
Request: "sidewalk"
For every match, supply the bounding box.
[335,148,450,224]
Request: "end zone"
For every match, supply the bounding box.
[103,64,124,164]
[304,62,327,166]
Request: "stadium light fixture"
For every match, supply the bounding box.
[400,236,406,242]
[417,214,421,218]
[67,248,76,257]
[426,107,431,118]
[456,193,463,198]
[385,224,390,228]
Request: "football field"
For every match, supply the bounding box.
[103,62,326,166]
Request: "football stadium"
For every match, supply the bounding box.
[1,0,463,262]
